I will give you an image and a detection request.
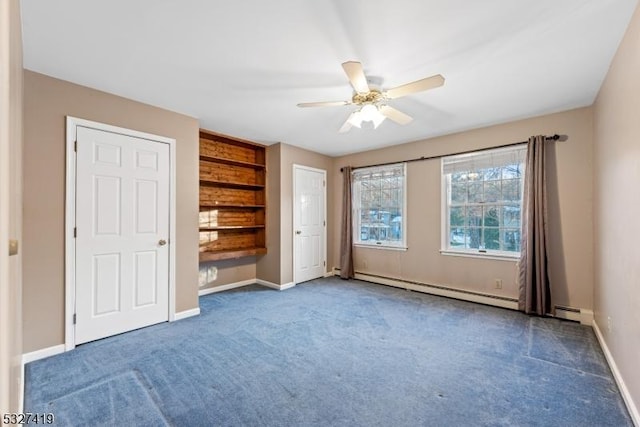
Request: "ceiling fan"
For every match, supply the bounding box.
[297,61,444,133]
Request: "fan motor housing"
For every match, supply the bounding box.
[352,90,384,105]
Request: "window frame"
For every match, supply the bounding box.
[352,163,408,250]
[440,145,526,260]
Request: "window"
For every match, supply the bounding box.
[352,163,406,249]
[442,145,526,258]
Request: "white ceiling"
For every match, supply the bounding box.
[20,0,638,156]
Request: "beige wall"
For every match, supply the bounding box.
[254,143,333,285]
[331,107,594,309]
[0,0,23,412]
[593,1,640,421]
[256,143,282,284]
[22,71,200,353]
[199,258,257,290]
[279,143,334,285]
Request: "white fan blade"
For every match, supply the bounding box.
[379,105,413,125]
[339,112,358,133]
[342,61,370,94]
[339,120,353,133]
[297,101,350,108]
[385,74,445,99]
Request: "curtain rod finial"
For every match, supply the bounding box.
[547,134,566,142]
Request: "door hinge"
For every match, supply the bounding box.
[323,261,326,266]
[323,220,326,226]
[73,313,76,324]
[73,227,77,238]
[74,140,77,152]
[323,180,325,187]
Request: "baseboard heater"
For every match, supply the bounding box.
[554,305,591,324]
[334,269,592,324]
[334,268,519,310]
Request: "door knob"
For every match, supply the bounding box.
[295,230,302,235]
[159,239,167,246]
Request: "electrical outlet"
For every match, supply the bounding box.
[607,316,612,332]
[495,279,503,289]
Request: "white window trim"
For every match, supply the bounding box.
[440,249,519,261]
[354,243,408,251]
[353,163,407,250]
[440,146,525,260]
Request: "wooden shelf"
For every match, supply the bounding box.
[200,179,264,190]
[199,129,267,262]
[199,154,265,170]
[200,204,265,210]
[199,247,267,262]
[199,225,265,231]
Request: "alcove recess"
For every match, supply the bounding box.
[199,129,266,261]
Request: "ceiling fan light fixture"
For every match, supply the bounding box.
[297,60,443,133]
[348,111,363,128]
[347,105,386,129]
[371,109,386,129]
[360,104,379,121]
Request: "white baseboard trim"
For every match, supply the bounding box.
[580,309,594,326]
[593,320,640,426]
[199,279,255,296]
[198,278,297,293]
[350,271,519,310]
[280,282,295,290]
[22,344,66,364]
[256,279,295,291]
[174,307,200,321]
[324,270,334,278]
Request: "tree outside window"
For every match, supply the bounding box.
[352,163,406,248]
[443,146,526,257]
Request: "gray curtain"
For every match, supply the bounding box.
[339,166,354,279]
[518,135,552,315]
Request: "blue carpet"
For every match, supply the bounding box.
[25,278,632,426]
[42,371,168,426]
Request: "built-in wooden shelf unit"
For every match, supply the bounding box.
[199,129,267,262]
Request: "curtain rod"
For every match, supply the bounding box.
[340,134,563,172]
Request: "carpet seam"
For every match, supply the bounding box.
[520,354,616,381]
[131,369,174,427]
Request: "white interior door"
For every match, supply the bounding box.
[293,165,326,284]
[75,126,170,344]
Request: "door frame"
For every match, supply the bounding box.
[64,116,177,351]
[292,164,327,285]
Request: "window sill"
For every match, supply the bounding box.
[355,243,408,251]
[440,249,519,262]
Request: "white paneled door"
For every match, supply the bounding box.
[75,126,170,344]
[293,165,326,284]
